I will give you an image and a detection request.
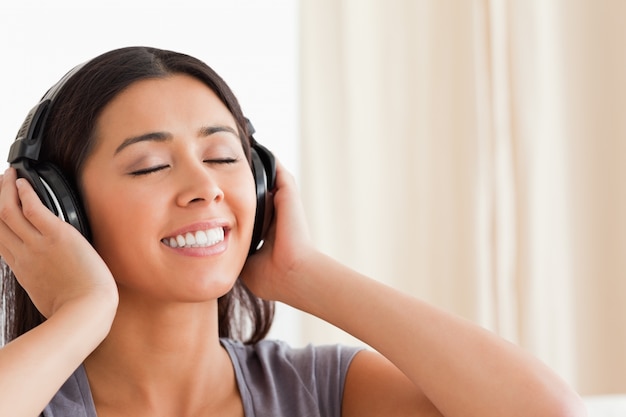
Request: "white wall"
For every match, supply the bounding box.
[0,0,302,345]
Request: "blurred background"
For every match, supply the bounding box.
[2,0,626,397]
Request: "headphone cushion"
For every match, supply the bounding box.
[249,144,276,254]
[33,162,91,240]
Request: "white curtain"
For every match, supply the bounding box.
[298,0,626,395]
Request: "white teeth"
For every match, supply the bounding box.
[195,230,208,245]
[163,228,225,248]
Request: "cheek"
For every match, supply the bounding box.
[82,180,162,261]
[229,172,258,242]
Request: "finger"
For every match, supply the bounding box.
[0,212,20,261]
[15,177,70,238]
[0,170,26,265]
[272,158,296,189]
[272,160,307,222]
[0,240,15,266]
[0,168,39,239]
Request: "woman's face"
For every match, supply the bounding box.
[80,74,256,303]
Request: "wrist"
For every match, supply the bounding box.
[55,288,118,349]
[277,250,342,315]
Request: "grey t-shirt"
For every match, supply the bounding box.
[41,339,362,417]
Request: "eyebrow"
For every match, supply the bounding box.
[114,124,239,155]
[199,125,239,138]
[114,132,171,155]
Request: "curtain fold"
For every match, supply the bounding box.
[299,0,626,395]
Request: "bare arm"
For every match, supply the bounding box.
[284,252,585,417]
[242,161,586,417]
[0,296,116,416]
[0,169,118,417]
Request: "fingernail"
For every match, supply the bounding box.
[15,178,26,189]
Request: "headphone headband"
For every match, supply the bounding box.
[9,63,87,164]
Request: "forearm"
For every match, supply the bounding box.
[281,251,584,417]
[0,295,116,417]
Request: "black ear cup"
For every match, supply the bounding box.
[11,159,91,240]
[249,143,276,254]
[33,162,91,239]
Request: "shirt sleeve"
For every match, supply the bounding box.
[40,365,96,417]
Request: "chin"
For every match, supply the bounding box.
[174,272,238,300]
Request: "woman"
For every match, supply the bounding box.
[0,46,585,417]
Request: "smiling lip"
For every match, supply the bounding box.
[161,223,229,249]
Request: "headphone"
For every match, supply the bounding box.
[7,63,276,255]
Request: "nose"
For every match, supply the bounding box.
[175,160,224,207]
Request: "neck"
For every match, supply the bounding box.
[84,293,239,416]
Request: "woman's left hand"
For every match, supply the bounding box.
[239,159,316,302]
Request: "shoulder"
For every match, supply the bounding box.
[221,338,363,416]
[342,350,439,417]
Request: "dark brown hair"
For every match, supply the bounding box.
[1,46,274,345]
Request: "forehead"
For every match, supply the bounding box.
[93,74,238,148]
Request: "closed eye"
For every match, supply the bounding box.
[129,165,170,176]
[129,157,239,176]
[204,157,240,165]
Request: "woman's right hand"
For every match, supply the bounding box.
[0,167,118,417]
[0,167,118,319]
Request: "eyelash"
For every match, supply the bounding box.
[129,158,240,176]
